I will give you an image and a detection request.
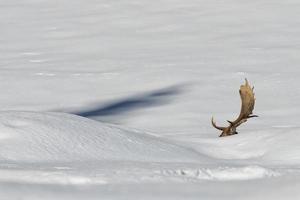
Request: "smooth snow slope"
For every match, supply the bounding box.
[0,111,203,163]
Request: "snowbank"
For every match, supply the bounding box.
[190,127,300,165]
[0,111,202,163]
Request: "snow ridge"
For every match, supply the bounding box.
[0,111,203,163]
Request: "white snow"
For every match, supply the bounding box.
[0,111,203,162]
[1,0,300,199]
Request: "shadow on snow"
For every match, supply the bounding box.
[71,84,188,122]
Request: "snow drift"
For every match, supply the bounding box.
[1,0,300,199]
[0,111,202,163]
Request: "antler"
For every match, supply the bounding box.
[212,79,258,137]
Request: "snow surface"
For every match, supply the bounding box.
[0,111,204,163]
[1,0,300,199]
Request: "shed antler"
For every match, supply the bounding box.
[212,79,258,137]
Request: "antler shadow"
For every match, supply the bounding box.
[71,84,188,121]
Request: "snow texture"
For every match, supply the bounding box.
[1,0,300,199]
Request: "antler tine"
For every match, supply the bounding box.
[211,117,225,131]
[227,120,234,125]
[248,114,258,118]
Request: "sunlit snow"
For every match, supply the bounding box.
[1,0,300,199]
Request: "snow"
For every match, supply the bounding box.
[1,0,300,199]
[0,111,203,162]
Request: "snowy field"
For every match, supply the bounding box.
[1,0,300,199]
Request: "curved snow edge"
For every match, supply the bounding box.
[0,111,206,163]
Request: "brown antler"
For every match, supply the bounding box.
[212,79,258,137]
